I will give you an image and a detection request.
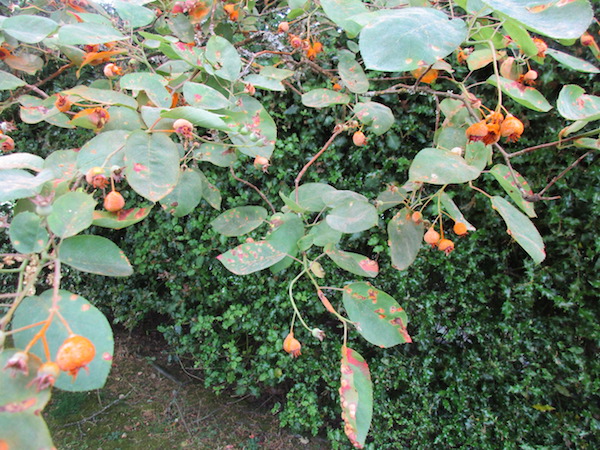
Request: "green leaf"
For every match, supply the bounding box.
[161,106,227,130]
[113,0,156,28]
[464,141,491,171]
[243,74,285,92]
[325,195,378,234]
[205,35,241,81]
[119,72,172,108]
[59,235,133,276]
[359,8,467,72]
[4,52,44,75]
[0,350,53,449]
[435,126,468,150]
[216,241,287,275]
[466,48,496,71]
[18,95,60,124]
[489,164,536,217]
[0,70,26,90]
[295,183,337,212]
[339,346,373,449]
[321,0,368,36]
[197,170,221,210]
[13,289,114,391]
[338,50,369,94]
[225,96,277,159]
[354,102,395,136]
[58,23,126,45]
[343,282,412,347]
[92,206,152,230]
[9,212,49,254]
[305,221,342,247]
[266,213,305,273]
[47,191,96,238]
[502,18,539,58]
[301,89,351,108]
[325,244,379,277]
[488,76,552,112]
[103,106,145,131]
[375,186,408,212]
[160,169,204,217]
[63,85,138,109]
[124,131,180,202]
[194,143,237,167]
[440,193,476,231]
[44,150,78,182]
[490,196,545,264]
[482,0,593,39]
[409,147,481,184]
[388,208,424,271]
[183,82,231,110]
[77,130,129,173]
[546,49,599,73]
[557,85,600,121]
[574,137,600,150]
[0,169,53,203]
[211,206,268,236]
[1,15,58,43]
[0,153,44,171]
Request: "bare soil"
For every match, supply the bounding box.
[45,329,328,450]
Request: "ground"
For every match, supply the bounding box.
[45,329,327,449]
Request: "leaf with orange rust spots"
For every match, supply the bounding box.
[217,241,287,275]
[93,205,153,229]
[325,244,378,278]
[343,282,412,347]
[340,346,372,449]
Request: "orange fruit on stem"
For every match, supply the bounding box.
[283,332,302,358]
[424,227,441,246]
[453,221,468,236]
[56,335,96,379]
[437,238,455,255]
[104,190,125,212]
[352,131,367,146]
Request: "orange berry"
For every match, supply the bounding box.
[352,131,367,146]
[253,155,270,172]
[54,94,72,112]
[411,67,438,84]
[453,221,468,236]
[424,227,441,246]
[411,211,423,224]
[581,32,594,46]
[500,114,524,143]
[56,335,96,379]
[437,238,454,255]
[173,118,194,137]
[104,190,125,212]
[223,4,239,21]
[465,121,488,142]
[277,21,289,33]
[533,38,548,57]
[283,332,302,358]
[332,83,342,91]
[103,62,122,78]
[0,134,15,152]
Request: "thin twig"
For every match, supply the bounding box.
[294,126,343,202]
[524,151,594,202]
[61,390,133,428]
[508,128,600,158]
[229,166,276,214]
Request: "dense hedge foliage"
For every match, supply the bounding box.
[52,82,600,447]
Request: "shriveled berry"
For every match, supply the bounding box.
[173,118,194,137]
[424,227,441,246]
[56,334,95,379]
[500,114,524,143]
[437,238,455,255]
[254,155,270,172]
[104,190,125,212]
[283,332,302,358]
[28,361,60,391]
[277,21,289,33]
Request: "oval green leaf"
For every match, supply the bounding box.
[160,169,204,217]
[77,130,129,173]
[388,208,423,271]
[92,206,152,230]
[325,244,379,277]
[489,164,536,217]
[354,102,395,136]
[488,76,552,112]
[338,50,369,94]
[359,8,467,72]
[216,241,287,275]
[47,191,96,238]
[326,198,378,234]
[557,85,600,121]
[124,131,180,202]
[205,35,241,81]
[340,346,373,449]
[409,147,481,184]
[2,15,58,43]
[490,196,545,264]
[9,212,49,254]
[301,89,351,108]
[59,235,133,276]
[211,206,268,237]
[12,289,114,391]
[547,49,599,74]
[343,282,412,347]
[183,82,231,110]
[58,23,126,45]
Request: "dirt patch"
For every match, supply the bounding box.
[45,329,328,449]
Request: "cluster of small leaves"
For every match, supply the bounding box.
[1,0,599,448]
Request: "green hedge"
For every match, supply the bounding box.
[57,89,600,447]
